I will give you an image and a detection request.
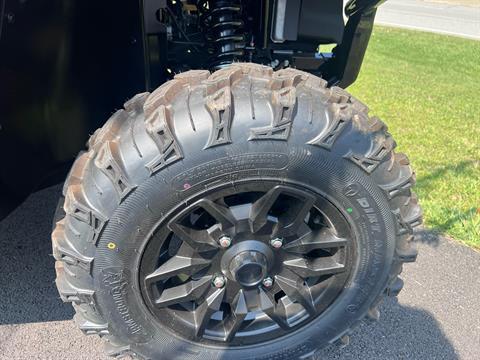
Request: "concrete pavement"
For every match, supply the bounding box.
[376,0,480,40]
[1,185,479,359]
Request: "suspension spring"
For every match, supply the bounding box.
[199,0,246,69]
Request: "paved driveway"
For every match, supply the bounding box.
[376,0,480,40]
[1,185,479,359]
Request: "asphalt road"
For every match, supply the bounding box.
[376,0,480,40]
[1,185,479,359]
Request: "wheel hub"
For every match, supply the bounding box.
[221,240,273,287]
[230,251,267,287]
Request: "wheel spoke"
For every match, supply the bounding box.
[168,222,219,251]
[284,228,349,254]
[275,270,316,316]
[168,198,237,251]
[145,244,211,284]
[283,256,345,278]
[223,289,248,341]
[155,276,211,307]
[249,186,283,233]
[193,287,226,338]
[274,194,315,238]
[249,186,315,235]
[258,288,290,330]
[196,199,237,229]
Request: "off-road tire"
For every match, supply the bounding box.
[52,63,421,359]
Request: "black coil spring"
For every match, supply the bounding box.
[199,0,245,69]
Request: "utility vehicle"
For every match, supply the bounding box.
[0,0,421,358]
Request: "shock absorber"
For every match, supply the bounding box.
[199,0,246,69]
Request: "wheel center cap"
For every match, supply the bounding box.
[229,251,267,287]
[221,240,274,287]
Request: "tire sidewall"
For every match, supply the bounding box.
[93,141,396,360]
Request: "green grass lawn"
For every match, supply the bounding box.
[348,26,480,248]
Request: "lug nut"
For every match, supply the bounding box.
[212,275,226,288]
[270,238,283,249]
[219,236,232,248]
[262,277,273,288]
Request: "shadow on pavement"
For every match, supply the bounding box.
[316,297,458,359]
[0,185,73,324]
[0,186,458,359]
[414,228,442,247]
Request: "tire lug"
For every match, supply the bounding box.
[262,276,273,288]
[219,236,232,248]
[270,238,283,249]
[212,275,226,288]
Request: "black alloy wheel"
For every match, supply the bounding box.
[139,183,355,344]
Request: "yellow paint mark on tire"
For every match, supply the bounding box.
[107,242,116,250]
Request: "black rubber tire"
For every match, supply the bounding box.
[52,64,421,359]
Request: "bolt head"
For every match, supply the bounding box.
[270,238,283,249]
[219,236,232,248]
[212,275,226,288]
[262,277,273,288]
